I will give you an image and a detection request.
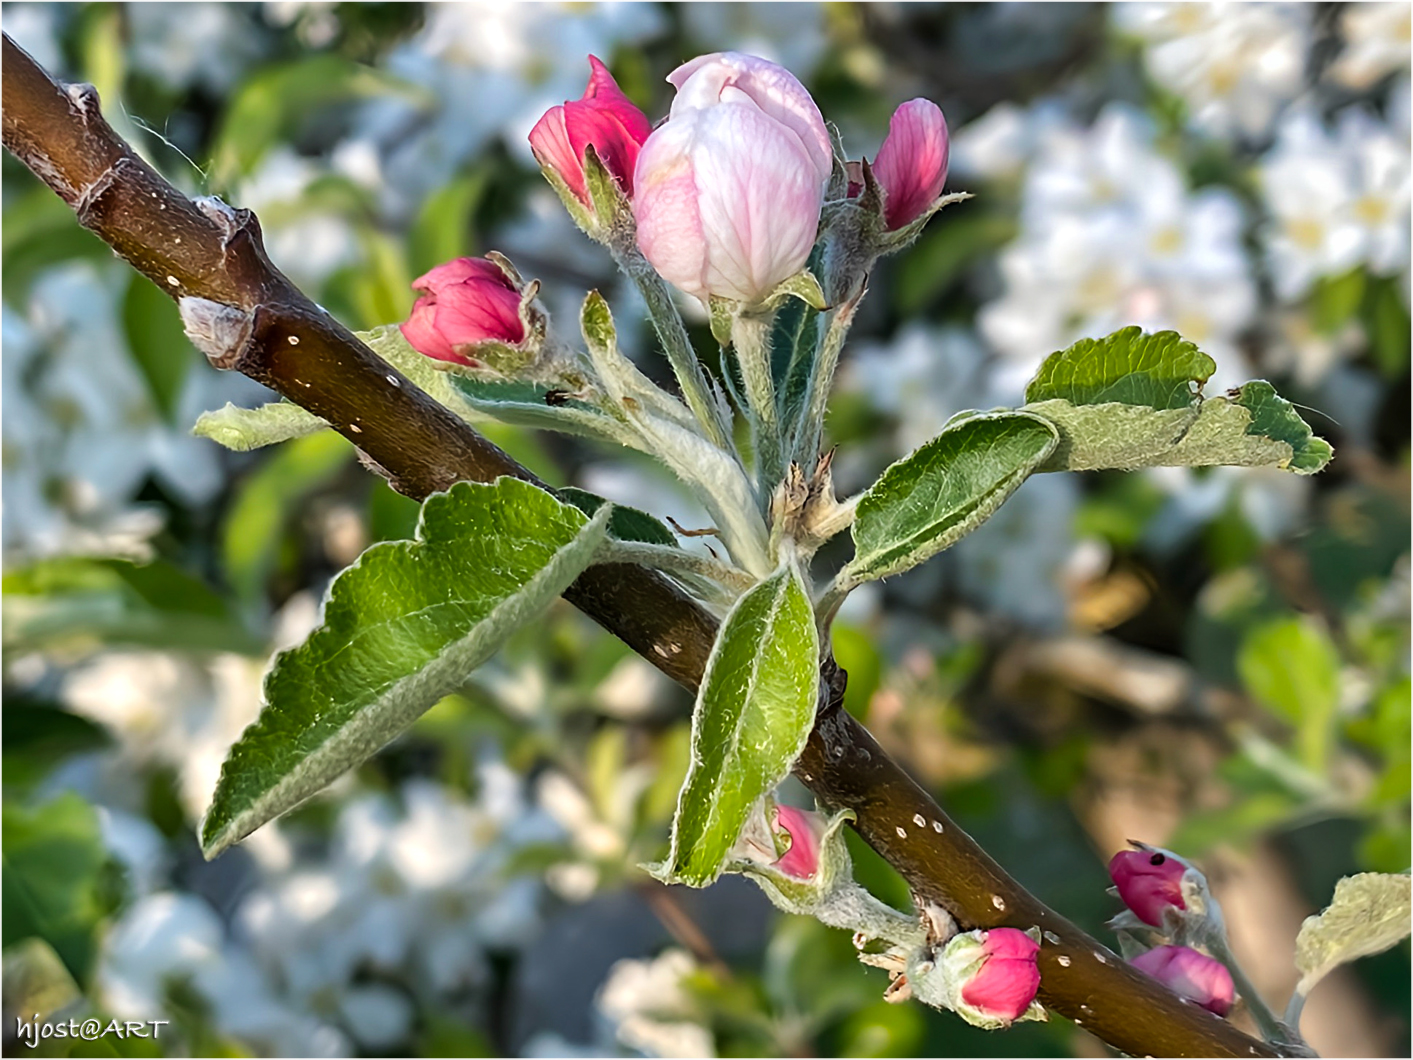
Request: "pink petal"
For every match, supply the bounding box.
[667,51,832,184]
[772,805,824,879]
[529,104,585,202]
[873,98,949,229]
[400,296,458,362]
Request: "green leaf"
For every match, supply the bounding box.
[193,401,328,452]
[1230,381,1334,474]
[1294,873,1412,997]
[770,274,822,445]
[1310,269,1366,334]
[1020,328,1332,474]
[452,375,638,448]
[201,478,610,858]
[122,273,191,423]
[1237,618,1341,773]
[657,563,819,886]
[3,794,110,983]
[1024,327,1215,410]
[409,171,490,278]
[3,557,260,656]
[210,56,420,184]
[843,412,1058,585]
[554,486,677,547]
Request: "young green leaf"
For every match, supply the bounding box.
[1024,326,1215,410]
[554,486,678,547]
[201,478,610,859]
[1021,328,1332,474]
[658,563,819,886]
[842,412,1058,585]
[193,400,329,452]
[1294,872,1411,999]
[451,376,640,448]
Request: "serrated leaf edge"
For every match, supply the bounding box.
[201,481,610,858]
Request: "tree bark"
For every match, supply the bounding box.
[2,34,1283,1058]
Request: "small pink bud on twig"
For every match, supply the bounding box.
[1130,944,1235,1016]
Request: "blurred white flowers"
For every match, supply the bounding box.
[597,949,715,1059]
[2,264,227,558]
[1328,2,1412,91]
[977,105,1257,388]
[1114,2,1311,140]
[1258,104,1411,301]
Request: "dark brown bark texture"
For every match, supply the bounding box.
[2,35,1283,1058]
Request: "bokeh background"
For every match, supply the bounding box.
[1,3,1408,1057]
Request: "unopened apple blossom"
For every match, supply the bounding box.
[632,51,832,304]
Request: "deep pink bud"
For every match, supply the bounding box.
[399,256,525,366]
[529,56,652,205]
[1131,945,1235,1016]
[1109,848,1188,927]
[872,99,949,229]
[772,805,824,880]
[634,52,830,304]
[957,928,1043,1022]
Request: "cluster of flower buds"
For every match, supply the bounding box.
[1107,842,1237,1018]
[522,52,952,305]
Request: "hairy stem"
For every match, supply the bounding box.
[1,35,1285,1059]
[618,247,735,451]
[729,308,786,498]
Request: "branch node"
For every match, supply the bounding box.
[74,156,128,226]
[194,195,241,237]
[64,81,100,118]
[180,296,254,370]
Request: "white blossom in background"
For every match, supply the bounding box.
[236,147,363,290]
[596,949,715,1059]
[97,892,350,1057]
[1258,104,1411,301]
[977,105,1257,389]
[843,324,999,452]
[948,98,1071,183]
[0,3,66,74]
[1112,2,1311,140]
[1328,2,1412,91]
[357,2,664,218]
[234,766,559,1044]
[0,263,247,559]
[127,3,264,93]
[679,2,829,78]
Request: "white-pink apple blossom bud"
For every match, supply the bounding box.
[633,52,831,304]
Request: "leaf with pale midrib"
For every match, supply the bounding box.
[201,478,609,858]
[658,563,819,887]
[844,412,1058,585]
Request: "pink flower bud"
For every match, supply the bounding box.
[1109,847,1188,927]
[529,56,652,206]
[872,99,950,229]
[633,52,830,304]
[399,256,525,367]
[1130,945,1235,1016]
[956,927,1043,1022]
[771,805,825,880]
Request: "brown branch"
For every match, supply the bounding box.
[2,34,1281,1058]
